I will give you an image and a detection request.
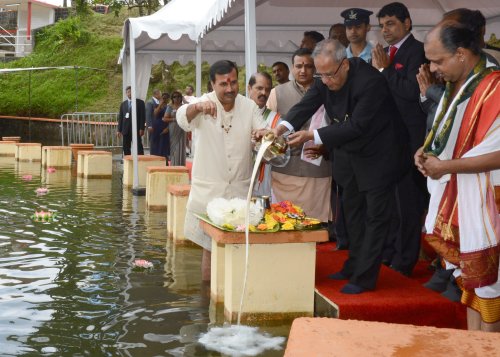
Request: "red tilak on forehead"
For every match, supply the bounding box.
[225,77,231,84]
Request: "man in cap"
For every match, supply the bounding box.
[341,8,374,63]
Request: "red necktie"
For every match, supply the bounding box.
[389,45,397,63]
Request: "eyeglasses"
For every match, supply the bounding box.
[313,58,346,80]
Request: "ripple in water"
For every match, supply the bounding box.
[0,157,288,356]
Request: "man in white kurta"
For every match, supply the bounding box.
[177,60,266,255]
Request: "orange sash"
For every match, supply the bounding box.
[426,71,500,288]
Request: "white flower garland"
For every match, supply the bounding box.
[207,198,263,227]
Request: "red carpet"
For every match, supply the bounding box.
[315,243,467,329]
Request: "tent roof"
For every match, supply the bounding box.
[122,0,500,67]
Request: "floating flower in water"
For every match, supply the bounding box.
[35,187,49,195]
[22,175,33,181]
[47,167,56,173]
[133,259,153,270]
[31,210,55,222]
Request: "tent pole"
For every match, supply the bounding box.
[28,69,32,141]
[244,0,257,95]
[195,40,202,97]
[74,66,79,112]
[130,28,143,195]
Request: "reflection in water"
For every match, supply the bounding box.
[15,161,41,178]
[42,169,72,187]
[76,177,112,202]
[0,156,288,356]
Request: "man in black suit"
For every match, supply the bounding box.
[372,2,428,277]
[268,39,409,294]
[117,85,146,155]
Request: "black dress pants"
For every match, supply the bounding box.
[122,132,144,156]
[330,182,349,246]
[340,177,396,290]
[388,167,427,274]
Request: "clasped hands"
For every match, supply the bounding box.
[371,43,390,70]
[414,146,446,179]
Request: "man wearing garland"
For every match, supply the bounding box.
[415,20,500,331]
[247,71,280,197]
[176,60,266,280]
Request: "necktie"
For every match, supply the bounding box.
[389,45,397,63]
[128,100,132,110]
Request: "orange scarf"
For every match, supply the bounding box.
[426,71,500,289]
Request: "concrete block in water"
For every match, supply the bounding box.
[15,143,41,162]
[146,166,189,211]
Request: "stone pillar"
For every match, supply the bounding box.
[146,166,190,210]
[15,143,41,162]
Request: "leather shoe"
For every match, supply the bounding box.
[328,271,349,280]
[390,265,411,277]
[334,243,349,251]
[423,268,454,292]
[340,283,366,294]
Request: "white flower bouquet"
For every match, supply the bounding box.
[206,198,264,229]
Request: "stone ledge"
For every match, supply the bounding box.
[168,184,191,196]
[284,317,500,357]
[124,154,165,161]
[42,146,71,150]
[146,166,189,173]
[200,220,328,244]
[79,150,111,155]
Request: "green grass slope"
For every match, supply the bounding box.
[0,12,126,118]
[0,9,273,119]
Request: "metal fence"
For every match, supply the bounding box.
[60,112,150,149]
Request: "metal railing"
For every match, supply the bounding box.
[60,112,150,149]
[0,26,32,56]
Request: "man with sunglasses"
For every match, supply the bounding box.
[263,39,409,294]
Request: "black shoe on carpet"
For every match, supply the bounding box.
[390,265,411,277]
[328,271,349,280]
[440,276,462,302]
[340,283,366,294]
[423,268,454,293]
[334,243,349,251]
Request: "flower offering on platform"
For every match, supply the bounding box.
[47,167,56,173]
[31,210,55,222]
[207,198,264,229]
[262,200,320,231]
[205,198,321,232]
[22,175,33,181]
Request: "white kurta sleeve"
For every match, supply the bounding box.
[176,96,204,132]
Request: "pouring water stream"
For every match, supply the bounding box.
[199,133,285,355]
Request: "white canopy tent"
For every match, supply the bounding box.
[120,0,500,191]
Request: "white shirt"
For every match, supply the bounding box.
[177,91,266,213]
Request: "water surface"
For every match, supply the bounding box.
[0,157,288,356]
